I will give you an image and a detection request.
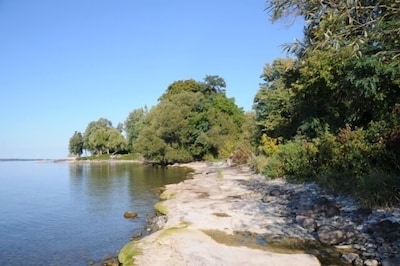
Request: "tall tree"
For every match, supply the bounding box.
[69,131,83,157]
[124,107,147,152]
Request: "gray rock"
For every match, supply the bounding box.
[317,225,346,245]
[340,252,359,264]
[381,256,400,266]
[354,257,364,266]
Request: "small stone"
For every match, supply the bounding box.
[123,211,138,219]
[354,257,364,266]
[340,252,359,264]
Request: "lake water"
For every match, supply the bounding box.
[0,160,191,265]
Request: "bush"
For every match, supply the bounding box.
[264,137,318,181]
[356,170,400,207]
[247,154,270,174]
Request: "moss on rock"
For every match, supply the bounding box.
[154,202,168,215]
[118,241,142,265]
[159,191,176,200]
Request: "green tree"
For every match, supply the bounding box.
[124,107,147,152]
[83,118,126,155]
[267,0,400,60]
[158,79,203,101]
[202,75,226,94]
[135,76,245,163]
[69,131,83,157]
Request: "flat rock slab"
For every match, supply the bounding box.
[119,162,321,266]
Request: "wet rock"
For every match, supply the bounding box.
[123,211,138,219]
[317,225,346,245]
[102,255,120,266]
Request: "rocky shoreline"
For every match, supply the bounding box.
[118,162,400,266]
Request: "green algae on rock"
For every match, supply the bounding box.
[154,202,168,215]
[118,241,142,265]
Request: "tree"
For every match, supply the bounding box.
[83,118,126,155]
[108,128,127,154]
[253,58,297,141]
[202,75,226,94]
[124,107,147,152]
[158,79,203,101]
[266,0,400,61]
[69,131,83,157]
[134,76,245,163]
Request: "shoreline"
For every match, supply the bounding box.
[118,162,321,265]
[117,162,400,266]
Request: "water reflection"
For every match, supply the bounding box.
[68,162,191,215]
[0,161,192,266]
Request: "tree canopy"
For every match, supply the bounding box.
[134,76,245,163]
[82,118,127,155]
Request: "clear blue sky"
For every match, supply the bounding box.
[0,0,303,159]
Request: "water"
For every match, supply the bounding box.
[0,161,191,265]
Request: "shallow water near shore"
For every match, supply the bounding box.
[0,160,191,265]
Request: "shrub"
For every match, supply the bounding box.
[356,170,400,207]
[247,154,270,174]
[264,137,318,181]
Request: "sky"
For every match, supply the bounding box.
[0,0,303,159]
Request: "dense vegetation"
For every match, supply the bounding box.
[252,0,400,206]
[69,0,399,206]
[69,75,248,163]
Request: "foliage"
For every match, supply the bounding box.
[266,0,400,60]
[254,58,297,140]
[258,134,280,157]
[83,118,127,155]
[264,136,318,181]
[134,76,245,164]
[253,0,400,206]
[68,131,83,157]
[124,107,147,152]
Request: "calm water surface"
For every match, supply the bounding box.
[0,161,191,265]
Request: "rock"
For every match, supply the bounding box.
[317,225,346,245]
[381,256,400,266]
[368,219,400,235]
[341,252,359,264]
[326,205,341,218]
[363,259,379,266]
[354,257,364,266]
[313,197,340,217]
[261,194,276,203]
[123,211,138,219]
[102,255,120,266]
[295,215,316,231]
[351,208,372,224]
